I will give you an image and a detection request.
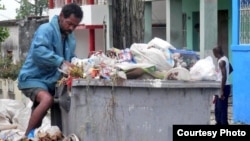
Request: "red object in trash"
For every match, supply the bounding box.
[66,75,73,87]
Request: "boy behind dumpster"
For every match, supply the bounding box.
[212,46,232,125]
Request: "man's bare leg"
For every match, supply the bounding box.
[25,90,54,136]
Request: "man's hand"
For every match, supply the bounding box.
[63,61,74,68]
[220,90,225,100]
[59,61,75,74]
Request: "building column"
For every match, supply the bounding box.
[49,0,54,9]
[199,0,218,58]
[144,1,152,43]
[89,0,95,52]
[105,0,113,51]
[166,0,183,48]
[66,0,71,4]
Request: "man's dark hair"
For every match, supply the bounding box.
[213,45,224,55]
[61,3,83,20]
[213,45,233,74]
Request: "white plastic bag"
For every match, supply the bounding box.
[130,43,173,71]
[165,67,191,81]
[148,37,176,50]
[189,56,217,81]
[115,62,155,71]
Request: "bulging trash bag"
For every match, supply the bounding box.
[130,43,173,71]
[165,67,191,81]
[189,56,217,81]
[147,37,176,50]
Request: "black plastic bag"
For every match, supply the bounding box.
[229,62,233,74]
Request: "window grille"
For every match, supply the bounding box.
[240,0,250,44]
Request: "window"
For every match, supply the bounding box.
[240,0,250,44]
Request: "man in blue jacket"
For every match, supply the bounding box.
[17,3,83,138]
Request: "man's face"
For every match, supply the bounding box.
[59,14,81,35]
[213,50,219,58]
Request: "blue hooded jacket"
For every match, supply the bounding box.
[18,15,76,92]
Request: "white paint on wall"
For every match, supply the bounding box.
[74,28,105,58]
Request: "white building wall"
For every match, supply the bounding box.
[74,29,105,58]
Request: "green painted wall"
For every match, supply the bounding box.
[182,0,199,50]
[182,0,232,58]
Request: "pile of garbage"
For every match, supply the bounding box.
[0,99,79,141]
[59,37,218,86]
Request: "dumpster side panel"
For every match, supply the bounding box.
[60,85,216,141]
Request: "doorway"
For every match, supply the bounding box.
[218,10,229,57]
[192,10,229,56]
[192,12,199,52]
